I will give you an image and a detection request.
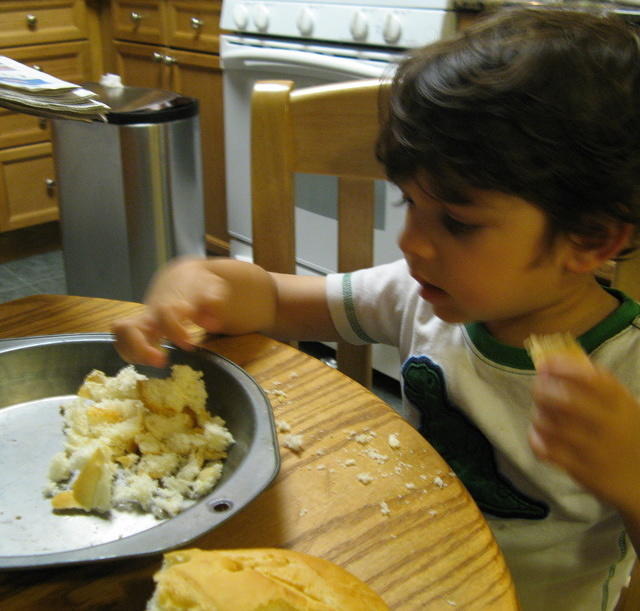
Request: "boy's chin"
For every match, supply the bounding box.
[430,306,473,325]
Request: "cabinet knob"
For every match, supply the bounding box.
[26,14,38,28]
[32,64,42,72]
[152,51,164,62]
[130,11,142,24]
[39,118,48,130]
[45,178,56,191]
[190,17,204,30]
[163,55,176,66]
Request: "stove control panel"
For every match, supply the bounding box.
[221,1,457,48]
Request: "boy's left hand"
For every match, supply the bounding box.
[530,355,640,517]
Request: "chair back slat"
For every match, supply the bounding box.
[251,79,388,387]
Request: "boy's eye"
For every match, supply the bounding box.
[442,213,479,235]
[397,194,414,208]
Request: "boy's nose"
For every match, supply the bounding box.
[398,217,435,260]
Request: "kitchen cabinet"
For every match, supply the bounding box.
[0,0,95,232]
[111,0,228,255]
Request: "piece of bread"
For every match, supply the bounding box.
[145,548,389,611]
[138,365,208,423]
[525,332,592,369]
[51,446,114,512]
[47,364,234,518]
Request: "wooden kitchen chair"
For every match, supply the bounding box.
[250,78,390,388]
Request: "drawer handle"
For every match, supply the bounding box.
[26,14,38,28]
[130,11,142,24]
[191,17,204,30]
[152,52,176,66]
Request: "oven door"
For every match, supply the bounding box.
[221,34,406,275]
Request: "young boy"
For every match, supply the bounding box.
[113,8,640,610]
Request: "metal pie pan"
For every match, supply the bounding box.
[0,333,280,570]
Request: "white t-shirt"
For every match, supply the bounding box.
[326,259,639,611]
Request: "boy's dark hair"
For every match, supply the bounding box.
[377,7,640,253]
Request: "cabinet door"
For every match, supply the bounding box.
[166,0,223,54]
[0,143,58,232]
[0,41,93,149]
[0,0,87,47]
[169,48,227,254]
[111,0,167,45]
[113,40,168,89]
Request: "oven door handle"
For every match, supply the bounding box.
[221,47,389,79]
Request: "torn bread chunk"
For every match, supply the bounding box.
[524,333,592,369]
[145,548,390,611]
[46,364,234,518]
[70,446,114,512]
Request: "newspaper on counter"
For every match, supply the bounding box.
[0,55,109,122]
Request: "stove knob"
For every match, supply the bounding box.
[383,12,402,45]
[252,4,270,32]
[296,7,314,37]
[233,3,249,30]
[350,10,369,42]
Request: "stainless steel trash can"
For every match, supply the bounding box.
[52,84,205,302]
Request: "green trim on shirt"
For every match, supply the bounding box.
[600,530,629,611]
[342,273,377,343]
[465,289,640,370]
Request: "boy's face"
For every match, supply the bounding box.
[397,175,580,342]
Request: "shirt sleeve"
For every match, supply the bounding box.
[326,259,414,346]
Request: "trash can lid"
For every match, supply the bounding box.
[82,83,198,124]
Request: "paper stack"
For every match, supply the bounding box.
[0,55,109,122]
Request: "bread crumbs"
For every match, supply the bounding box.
[356,472,374,485]
[275,419,291,432]
[433,476,446,488]
[387,433,401,449]
[283,434,304,453]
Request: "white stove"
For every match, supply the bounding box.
[220,0,466,379]
[221,0,462,49]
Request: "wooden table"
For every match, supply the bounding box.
[0,295,519,610]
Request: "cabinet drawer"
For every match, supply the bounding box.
[0,142,58,232]
[166,0,222,53]
[111,0,167,45]
[0,108,49,150]
[0,0,87,48]
[0,41,92,149]
[3,40,92,86]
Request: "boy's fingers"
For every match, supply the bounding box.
[149,302,198,351]
[528,427,549,461]
[112,316,168,366]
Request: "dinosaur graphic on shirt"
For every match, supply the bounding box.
[403,355,548,519]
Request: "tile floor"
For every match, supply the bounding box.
[0,249,67,303]
[0,241,403,411]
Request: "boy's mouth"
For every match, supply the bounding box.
[412,274,449,302]
[419,282,448,302]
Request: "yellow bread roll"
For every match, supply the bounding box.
[146,548,389,611]
[525,332,592,370]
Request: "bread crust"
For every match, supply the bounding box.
[146,548,389,611]
[525,333,591,369]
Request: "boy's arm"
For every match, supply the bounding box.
[112,257,339,367]
[529,356,640,557]
[268,271,340,341]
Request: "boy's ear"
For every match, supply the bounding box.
[564,222,634,274]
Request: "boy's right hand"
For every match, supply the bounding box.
[112,257,277,367]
